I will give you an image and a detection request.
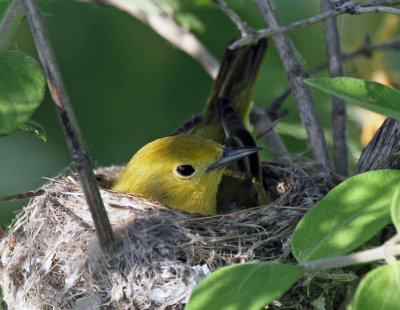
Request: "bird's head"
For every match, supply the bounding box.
[112,135,261,215]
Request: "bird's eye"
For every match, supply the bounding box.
[176,165,196,177]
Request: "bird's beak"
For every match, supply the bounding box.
[207,146,263,171]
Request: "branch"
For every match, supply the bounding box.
[231,0,400,49]
[359,5,400,14]
[253,0,332,169]
[343,36,400,59]
[321,0,348,176]
[22,0,115,250]
[250,107,292,164]
[0,189,45,202]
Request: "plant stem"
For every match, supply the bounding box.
[253,0,332,170]
[0,189,45,202]
[302,243,400,271]
[21,0,115,250]
[250,107,291,164]
[321,0,348,176]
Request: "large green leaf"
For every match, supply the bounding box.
[186,262,305,310]
[352,262,400,310]
[292,170,400,263]
[305,77,400,120]
[0,51,45,135]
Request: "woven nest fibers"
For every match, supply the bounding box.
[0,164,335,309]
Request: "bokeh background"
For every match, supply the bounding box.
[1,0,400,228]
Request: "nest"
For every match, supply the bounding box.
[0,163,336,310]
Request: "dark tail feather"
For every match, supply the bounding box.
[217,97,269,207]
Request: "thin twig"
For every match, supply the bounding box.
[356,5,400,14]
[255,117,281,139]
[343,36,400,59]
[250,107,291,164]
[302,243,400,271]
[267,36,400,117]
[266,88,292,117]
[253,0,332,169]
[0,189,45,202]
[212,0,255,36]
[0,0,24,49]
[231,0,400,49]
[22,0,115,250]
[321,0,348,176]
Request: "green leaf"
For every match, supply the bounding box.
[291,170,400,263]
[305,77,400,120]
[353,262,400,310]
[19,119,47,143]
[186,262,305,310]
[390,188,400,233]
[0,51,45,135]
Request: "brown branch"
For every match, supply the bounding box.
[321,0,348,176]
[343,36,400,59]
[0,189,45,202]
[22,0,115,250]
[253,0,332,170]
[231,0,400,49]
[250,107,291,164]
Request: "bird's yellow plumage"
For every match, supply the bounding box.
[113,38,269,215]
[112,135,261,215]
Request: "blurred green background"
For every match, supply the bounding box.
[1,0,400,228]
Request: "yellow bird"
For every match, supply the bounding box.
[113,38,269,215]
[112,135,261,215]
